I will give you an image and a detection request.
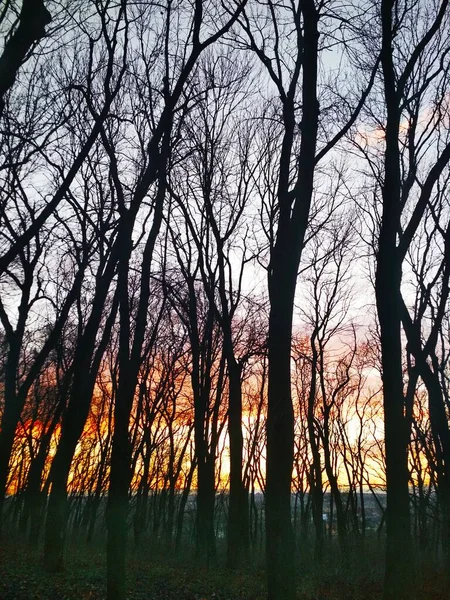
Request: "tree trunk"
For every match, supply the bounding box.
[106,386,133,600]
[43,406,92,571]
[266,281,296,600]
[0,0,51,114]
[264,2,319,596]
[226,360,249,568]
[378,2,414,597]
[195,450,216,564]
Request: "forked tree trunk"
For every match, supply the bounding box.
[378,3,414,598]
[264,1,319,596]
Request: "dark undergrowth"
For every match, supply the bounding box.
[0,534,447,600]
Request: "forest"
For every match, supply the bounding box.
[0,1,449,599]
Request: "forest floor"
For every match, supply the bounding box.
[0,536,447,600]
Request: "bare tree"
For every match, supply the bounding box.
[401,192,450,569]
[354,1,450,596]
[104,4,249,597]
[236,2,377,596]
[168,51,257,567]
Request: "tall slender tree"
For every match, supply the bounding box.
[363,1,450,596]
[238,2,377,596]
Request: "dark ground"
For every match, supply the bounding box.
[0,536,447,600]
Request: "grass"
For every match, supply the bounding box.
[0,534,447,600]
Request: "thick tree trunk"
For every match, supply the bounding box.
[43,254,118,570]
[106,129,167,598]
[20,403,62,540]
[43,406,91,571]
[378,3,414,598]
[376,186,413,598]
[264,2,318,597]
[0,0,51,114]
[106,387,133,600]
[0,400,21,532]
[43,301,117,569]
[195,450,216,564]
[377,270,412,599]
[266,281,296,600]
[189,303,217,564]
[0,334,26,533]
